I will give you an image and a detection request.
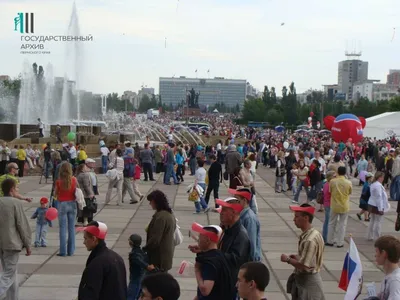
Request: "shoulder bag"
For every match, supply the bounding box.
[174,218,183,246]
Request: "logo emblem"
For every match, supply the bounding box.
[14,13,34,33]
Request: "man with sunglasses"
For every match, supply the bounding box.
[0,163,32,202]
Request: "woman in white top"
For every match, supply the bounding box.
[105,148,125,206]
[367,171,389,241]
[240,159,258,214]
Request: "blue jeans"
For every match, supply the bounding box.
[195,183,208,212]
[293,180,310,202]
[44,160,53,178]
[34,223,48,246]
[58,201,77,256]
[102,156,108,174]
[127,276,142,300]
[189,158,196,175]
[164,164,178,184]
[322,206,330,243]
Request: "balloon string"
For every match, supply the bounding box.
[392,28,396,42]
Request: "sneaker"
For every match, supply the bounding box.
[356,213,362,220]
[204,207,210,213]
[130,200,139,204]
[193,211,201,214]
[291,200,298,204]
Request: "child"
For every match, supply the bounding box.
[194,159,209,214]
[373,235,400,299]
[31,197,52,247]
[128,234,154,300]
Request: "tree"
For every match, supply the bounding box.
[138,94,151,113]
[266,108,283,124]
[262,86,271,106]
[235,103,240,113]
[242,99,267,122]
[270,87,277,104]
[157,95,162,108]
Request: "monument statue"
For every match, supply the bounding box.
[188,88,200,108]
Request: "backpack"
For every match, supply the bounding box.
[390,175,400,201]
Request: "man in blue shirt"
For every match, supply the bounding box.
[229,188,261,262]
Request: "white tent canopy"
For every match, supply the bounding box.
[213,109,219,113]
[364,112,400,139]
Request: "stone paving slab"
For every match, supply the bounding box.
[0,167,394,299]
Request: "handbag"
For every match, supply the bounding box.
[174,218,183,246]
[286,273,296,293]
[223,171,229,181]
[86,197,98,213]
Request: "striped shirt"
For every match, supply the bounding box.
[297,227,324,274]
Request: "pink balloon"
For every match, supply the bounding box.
[46,207,58,221]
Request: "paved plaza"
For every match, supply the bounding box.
[2,167,398,299]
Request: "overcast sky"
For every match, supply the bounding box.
[0,0,398,95]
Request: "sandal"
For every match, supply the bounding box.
[356,213,362,220]
[365,218,370,222]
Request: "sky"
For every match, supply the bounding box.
[0,0,399,95]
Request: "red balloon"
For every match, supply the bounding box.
[310,112,314,117]
[46,207,58,221]
[323,116,335,130]
[358,116,366,129]
[331,114,364,144]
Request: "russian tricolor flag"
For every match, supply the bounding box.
[338,237,363,299]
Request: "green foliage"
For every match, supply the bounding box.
[3,77,21,98]
[138,94,157,113]
[106,93,134,112]
[242,82,400,125]
[242,98,268,122]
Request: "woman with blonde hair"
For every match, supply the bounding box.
[275,151,287,193]
[367,171,389,241]
[55,162,78,256]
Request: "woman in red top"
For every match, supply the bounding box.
[55,162,77,256]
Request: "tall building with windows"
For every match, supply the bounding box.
[159,76,246,108]
[337,52,368,101]
[387,69,400,86]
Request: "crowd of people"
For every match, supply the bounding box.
[3,120,400,299]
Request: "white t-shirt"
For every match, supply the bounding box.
[311,157,326,173]
[195,167,207,183]
[101,147,110,156]
[69,146,77,159]
[380,267,400,300]
[216,143,222,151]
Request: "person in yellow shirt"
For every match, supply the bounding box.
[326,166,352,248]
[16,145,27,177]
[78,145,88,165]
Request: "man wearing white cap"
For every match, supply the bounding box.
[77,221,127,300]
[189,222,235,300]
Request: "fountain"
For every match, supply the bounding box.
[101,111,206,146]
[0,1,89,140]
[61,0,84,121]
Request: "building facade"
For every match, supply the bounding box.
[159,77,246,107]
[338,59,368,101]
[387,69,400,86]
[353,80,398,102]
[246,82,258,98]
